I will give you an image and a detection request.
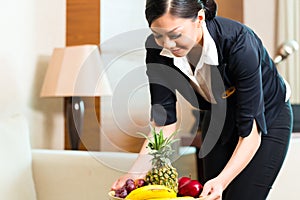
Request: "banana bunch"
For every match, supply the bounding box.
[125,185,177,200]
[147,197,195,200]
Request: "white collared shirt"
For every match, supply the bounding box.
[160,21,219,104]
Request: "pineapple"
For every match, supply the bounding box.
[139,127,179,193]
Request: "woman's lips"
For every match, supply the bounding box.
[171,48,182,54]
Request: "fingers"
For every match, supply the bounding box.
[200,190,222,200]
[112,174,146,191]
[204,193,221,200]
[111,180,118,191]
[111,178,125,191]
[199,185,211,197]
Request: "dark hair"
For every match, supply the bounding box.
[145,0,217,26]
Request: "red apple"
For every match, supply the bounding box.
[178,176,191,188]
[178,177,203,198]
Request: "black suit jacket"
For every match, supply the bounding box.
[145,16,287,142]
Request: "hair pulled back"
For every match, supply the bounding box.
[145,0,217,26]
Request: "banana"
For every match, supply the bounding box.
[147,197,195,200]
[125,185,177,200]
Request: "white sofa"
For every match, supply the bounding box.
[31,150,138,200]
[0,114,196,200]
[0,114,138,200]
[268,133,300,200]
[1,114,299,200]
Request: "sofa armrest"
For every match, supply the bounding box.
[31,149,138,200]
[268,134,300,200]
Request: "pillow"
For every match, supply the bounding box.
[0,114,37,200]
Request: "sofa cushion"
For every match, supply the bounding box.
[0,114,37,200]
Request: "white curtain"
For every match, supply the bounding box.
[277,0,300,104]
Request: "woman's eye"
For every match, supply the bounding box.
[153,34,163,39]
[169,34,182,39]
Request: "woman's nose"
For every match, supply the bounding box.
[163,38,176,49]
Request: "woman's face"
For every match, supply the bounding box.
[150,12,203,57]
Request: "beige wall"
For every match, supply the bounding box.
[99,0,279,152]
[217,0,277,56]
[0,0,282,150]
[100,0,149,152]
[0,0,66,149]
[243,0,276,56]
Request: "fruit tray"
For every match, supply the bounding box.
[108,191,123,200]
[108,191,208,200]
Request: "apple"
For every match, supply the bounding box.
[178,176,203,198]
[178,176,191,188]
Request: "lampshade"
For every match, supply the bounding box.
[40,45,112,97]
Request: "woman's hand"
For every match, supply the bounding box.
[199,177,224,200]
[111,172,146,191]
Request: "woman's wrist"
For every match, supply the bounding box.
[128,155,151,174]
[216,172,231,190]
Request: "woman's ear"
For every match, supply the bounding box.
[198,9,205,22]
[196,9,205,28]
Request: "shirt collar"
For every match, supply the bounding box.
[201,21,219,65]
[160,21,219,66]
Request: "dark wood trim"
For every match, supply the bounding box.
[65,0,101,150]
[216,0,244,23]
[66,0,100,46]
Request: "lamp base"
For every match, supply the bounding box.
[65,97,85,150]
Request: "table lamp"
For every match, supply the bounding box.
[274,39,299,64]
[40,45,112,150]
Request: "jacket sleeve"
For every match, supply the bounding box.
[145,35,177,126]
[228,30,267,137]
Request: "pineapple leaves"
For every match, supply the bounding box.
[164,129,180,146]
[137,131,151,142]
[136,132,154,149]
[137,126,180,151]
[159,129,164,145]
[153,129,159,149]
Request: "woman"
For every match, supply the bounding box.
[112,0,293,199]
